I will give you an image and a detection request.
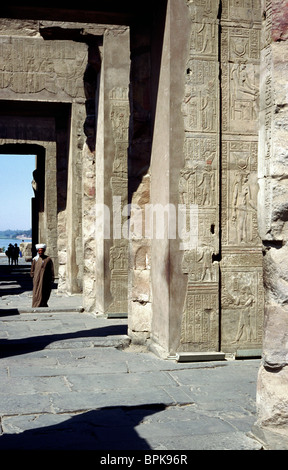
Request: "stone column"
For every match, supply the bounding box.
[43,142,58,269]
[148,0,221,356]
[220,1,263,358]
[84,27,130,315]
[254,0,288,448]
[178,0,221,355]
[65,102,85,294]
[128,19,154,344]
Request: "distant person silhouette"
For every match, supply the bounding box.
[5,244,14,265]
[12,243,20,265]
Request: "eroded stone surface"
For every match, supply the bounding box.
[256,0,288,440]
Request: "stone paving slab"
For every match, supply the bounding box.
[0,309,264,450]
[0,260,269,450]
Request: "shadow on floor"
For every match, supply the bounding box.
[0,264,33,297]
[0,404,167,450]
[0,308,20,316]
[0,263,58,297]
[0,322,128,359]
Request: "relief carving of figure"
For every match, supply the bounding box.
[179,168,196,204]
[110,105,129,141]
[231,172,255,244]
[113,143,128,177]
[197,245,215,281]
[231,63,257,99]
[233,286,255,343]
[230,63,258,120]
[109,241,128,272]
[197,22,215,54]
[222,273,256,344]
[197,165,214,206]
[201,80,216,131]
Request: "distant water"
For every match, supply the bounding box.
[0,238,31,252]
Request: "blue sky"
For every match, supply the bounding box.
[0,154,35,231]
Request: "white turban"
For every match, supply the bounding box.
[35,243,46,250]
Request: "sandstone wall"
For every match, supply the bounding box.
[254,0,288,444]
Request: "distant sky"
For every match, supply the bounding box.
[0,154,35,231]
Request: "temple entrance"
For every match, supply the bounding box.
[0,100,73,292]
[0,153,35,246]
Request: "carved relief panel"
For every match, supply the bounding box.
[180,1,220,352]
[107,87,129,315]
[221,0,261,24]
[221,259,264,352]
[220,1,263,354]
[182,61,218,133]
[221,140,259,247]
[179,0,263,354]
[221,26,260,134]
[0,37,87,100]
[180,284,219,351]
[258,1,273,238]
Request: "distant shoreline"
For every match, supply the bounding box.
[0,236,32,240]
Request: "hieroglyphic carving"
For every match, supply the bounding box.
[189,21,217,57]
[180,1,220,352]
[186,0,220,23]
[222,140,259,246]
[220,1,263,354]
[221,146,263,352]
[109,240,129,314]
[258,1,273,236]
[180,284,219,351]
[222,61,259,133]
[108,87,129,314]
[179,136,217,206]
[231,62,258,119]
[182,60,218,132]
[180,0,262,354]
[182,239,218,283]
[221,25,260,134]
[221,0,261,23]
[221,264,264,351]
[0,37,87,99]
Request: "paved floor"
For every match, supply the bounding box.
[0,254,265,451]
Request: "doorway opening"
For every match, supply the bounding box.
[0,154,35,255]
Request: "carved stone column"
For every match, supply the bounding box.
[177,0,221,355]
[147,0,221,356]
[220,0,263,357]
[65,102,85,294]
[85,27,130,315]
[43,141,58,270]
[253,0,288,449]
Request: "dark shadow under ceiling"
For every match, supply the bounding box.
[0,1,158,26]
